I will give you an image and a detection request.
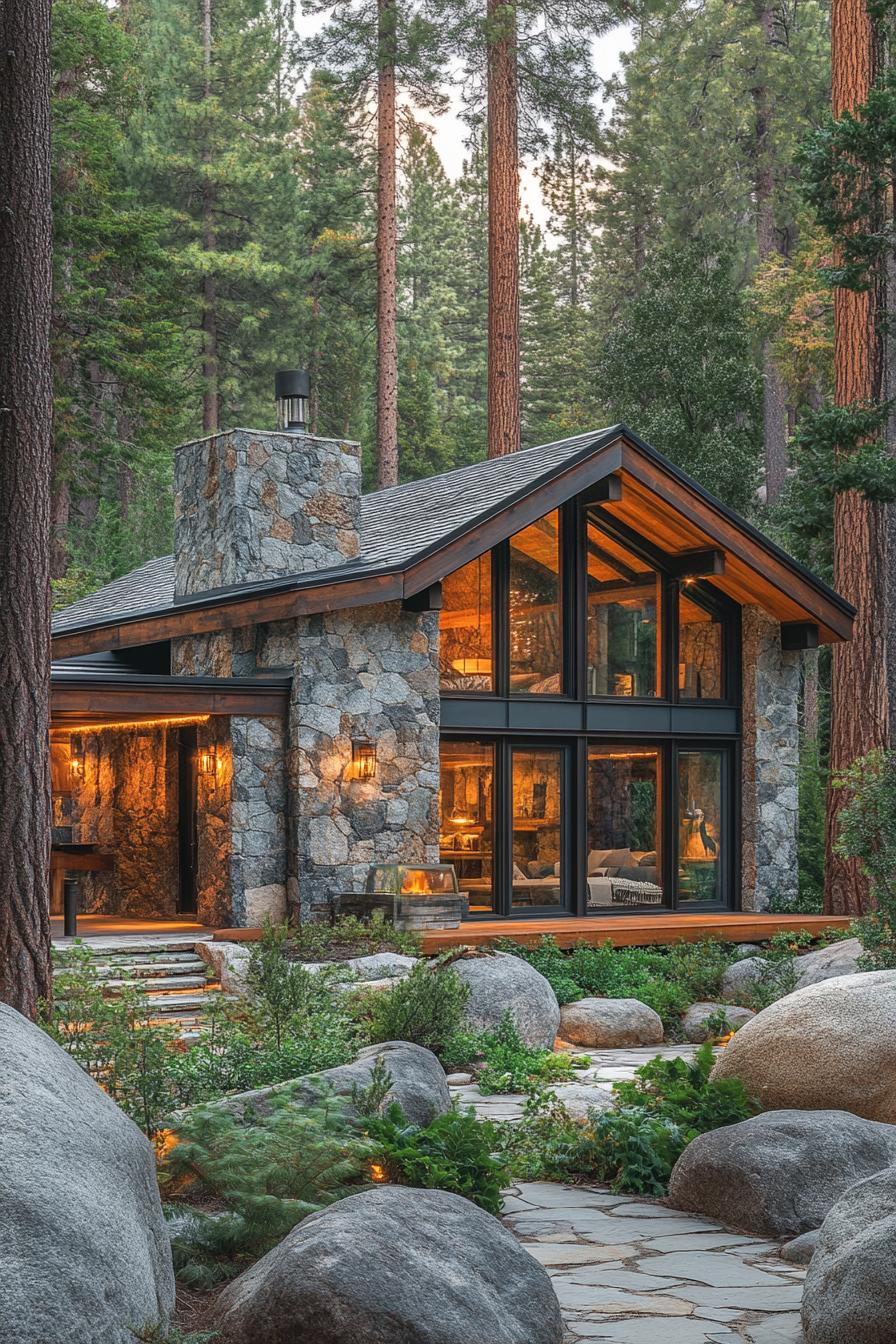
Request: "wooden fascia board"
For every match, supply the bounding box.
[618,443,854,641]
[51,682,290,721]
[403,443,625,595]
[51,572,405,658]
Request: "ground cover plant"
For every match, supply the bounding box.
[363,958,470,1054]
[441,1012,586,1094]
[498,1043,759,1196]
[282,913,420,963]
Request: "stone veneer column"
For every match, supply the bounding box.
[172,428,363,927]
[290,602,441,920]
[741,606,802,910]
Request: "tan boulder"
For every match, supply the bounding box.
[711,969,896,1121]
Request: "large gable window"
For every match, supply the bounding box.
[679,588,724,700]
[586,513,660,698]
[509,511,562,694]
[440,555,494,691]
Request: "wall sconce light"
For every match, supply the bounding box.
[198,743,218,777]
[352,737,377,780]
[69,736,85,781]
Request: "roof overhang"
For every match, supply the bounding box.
[50,430,854,656]
[50,671,290,726]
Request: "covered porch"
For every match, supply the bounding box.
[50,654,290,939]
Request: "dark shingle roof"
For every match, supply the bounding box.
[52,429,611,635]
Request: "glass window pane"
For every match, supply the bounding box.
[439,741,495,912]
[440,556,493,692]
[509,511,562,694]
[678,751,724,903]
[587,747,666,910]
[586,512,660,697]
[512,748,564,907]
[679,590,724,699]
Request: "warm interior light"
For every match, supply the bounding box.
[450,657,493,676]
[53,714,210,735]
[352,737,376,780]
[198,744,218,776]
[69,736,85,780]
[369,1162,388,1183]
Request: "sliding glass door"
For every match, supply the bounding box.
[586,747,668,911]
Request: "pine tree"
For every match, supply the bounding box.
[51,0,192,590]
[307,0,450,486]
[0,0,54,1015]
[594,242,763,512]
[129,0,301,432]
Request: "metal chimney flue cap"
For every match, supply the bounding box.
[275,369,310,400]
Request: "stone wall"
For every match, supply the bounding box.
[63,726,180,918]
[741,606,802,910]
[173,429,361,597]
[290,602,441,920]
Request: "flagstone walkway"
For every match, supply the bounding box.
[453,1047,805,1341]
[503,1181,804,1343]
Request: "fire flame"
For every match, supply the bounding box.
[401,870,431,895]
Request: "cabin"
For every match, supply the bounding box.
[49,405,854,946]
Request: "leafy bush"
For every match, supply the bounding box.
[43,944,179,1135]
[161,1089,373,1286]
[363,1103,506,1215]
[834,750,896,968]
[474,1014,582,1095]
[366,961,469,1054]
[284,913,420,962]
[498,1043,758,1196]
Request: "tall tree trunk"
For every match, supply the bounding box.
[201,0,218,434]
[0,0,54,1015]
[375,0,399,488]
[754,0,789,504]
[824,0,889,915]
[487,0,520,457]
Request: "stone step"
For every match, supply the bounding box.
[88,959,208,979]
[85,950,206,968]
[56,938,211,958]
[102,974,210,995]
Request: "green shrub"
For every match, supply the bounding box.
[364,1102,507,1215]
[612,1042,759,1133]
[162,1090,373,1285]
[284,913,420,962]
[661,940,732,1001]
[43,944,179,1135]
[474,1014,582,1095]
[367,961,469,1054]
[499,1043,758,1196]
[834,750,896,969]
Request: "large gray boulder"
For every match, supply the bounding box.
[794,938,863,990]
[802,1165,896,1343]
[711,969,896,1121]
[453,952,560,1050]
[668,1108,896,1238]
[559,996,664,1048]
[0,1003,175,1343]
[216,1039,451,1126]
[211,1186,564,1344]
[681,1001,755,1043]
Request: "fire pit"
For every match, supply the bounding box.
[337,864,469,931]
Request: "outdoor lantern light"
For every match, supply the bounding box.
[275,368,310,434]
[198,743,218,777]
[352,737,377,780]
[69,736,85,781]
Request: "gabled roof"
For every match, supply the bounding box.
[51,425,854,655]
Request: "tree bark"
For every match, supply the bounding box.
[824,0,889,915]
[201,0,218,434]
[487,0,520,457]
[0,0,54,1015]
[754,0,789,504]
[375,0,399,488]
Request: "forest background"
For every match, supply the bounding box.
[50,0,860,904]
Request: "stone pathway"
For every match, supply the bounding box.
[451,1045,705,1122]
[453,1047,804,1341]
[503,1182,804,1343]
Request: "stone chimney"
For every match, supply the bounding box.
[173,428,361,598]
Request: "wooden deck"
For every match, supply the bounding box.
[419,912,852,953]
